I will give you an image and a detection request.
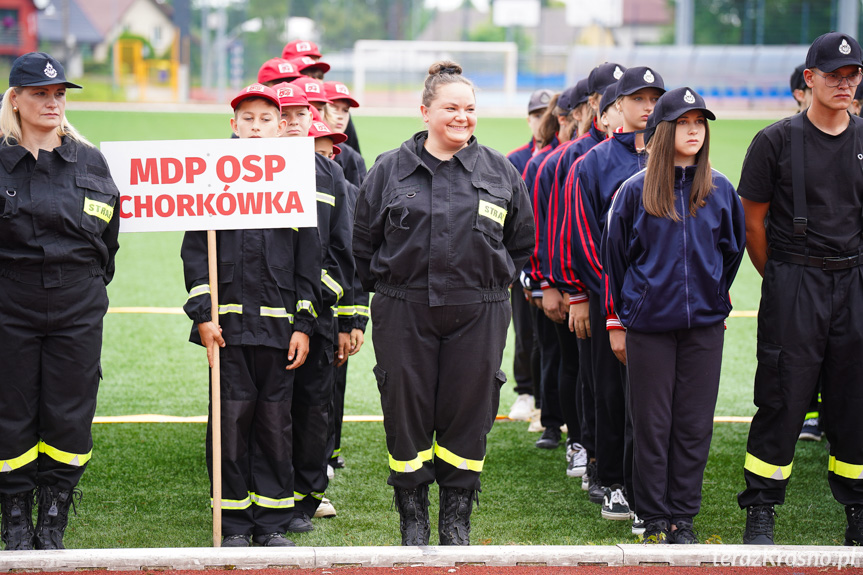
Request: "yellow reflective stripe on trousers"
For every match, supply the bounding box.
[829,456,863,479]
[219,303,243,315]
[336,305,355,317]
[805,411,819,420]
[744,452,792,480]
[251,492,294,509]
[211,494,252,510]
[388,448,434,473]
[354,305,370,318]
[321,270,344,300]
[0,444,38,472]
[316,192,336,206]
[38,440,91,467]
[434,442,484,472]
[187,284,210,301]
[260,306,294,322]
[297,300,318,318]
[293,491,306,502]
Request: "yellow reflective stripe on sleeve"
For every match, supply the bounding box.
[388,448,434,473]
[744,452,792,480]
[297,300,318,318]
[0,444,38,472]
[260,306,294,322]
[478,200,506,225]
[434,442,484,472]
[804,411,819,420]
[84,198,114,223]
[321,270,344,300]
[187,284,211,301]
[316,192,336,206]
[218,303,243,315]
[250,492,294,509]
[336,305,355,317]
[211,494,252,510]
[37,440,91,467]
[829,455,863,479]
[354,305,370,318]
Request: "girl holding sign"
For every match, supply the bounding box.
[0,52,120,550]
[353,61,535,546]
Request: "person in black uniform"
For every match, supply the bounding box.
[353,60,535,546]
[0,52,120,551]
[182,84,321,547]
[737,32,863,546]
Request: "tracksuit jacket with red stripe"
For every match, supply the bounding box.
[521,136,559,294]
[506,138,536,176]
[601,166,746,332]
[570,131,647,298]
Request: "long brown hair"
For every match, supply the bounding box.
[642,119,714,221]
[535,93,561,149]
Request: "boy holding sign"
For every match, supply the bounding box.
[181,84,322,547]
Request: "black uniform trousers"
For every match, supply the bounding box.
[554,320,581,445]
[533,308,565,431]
[589,293,632,493]
[328,359,348,462]
[371,295,509,491]
[578,336,597,457]
[627,323,723,523]
[0,274,106,494]
[206,345,295,536]
[739,260,863,508]
[510,287,535,396]
[291,331,335,517]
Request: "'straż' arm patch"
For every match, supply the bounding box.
[478,199,506,225]
[84,198,114,223]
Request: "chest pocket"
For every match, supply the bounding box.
[0,186,19,219]
[77,174,119,235]
[473,181,510,243]
[384,186,420,235]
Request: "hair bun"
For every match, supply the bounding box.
[429,60,462,76]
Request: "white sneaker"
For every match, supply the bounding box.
[600,485,631,520]
[631,513,645,535]
[327,464,334,480]
[527,408,545,432]
[566,442,588,477]
[508,394,534,421]
[315,497,337,518]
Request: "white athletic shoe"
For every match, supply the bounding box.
[508,394,534,421]
[632,513,645,535]
[327,464,335,480]
[527,408,545,432]
[566,442,588,477]
[315,497,337,518]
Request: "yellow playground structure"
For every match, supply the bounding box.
[113,37,180,102]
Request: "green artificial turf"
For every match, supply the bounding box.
[52,111,843,548]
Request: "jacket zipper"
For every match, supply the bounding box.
[679,171,691,328]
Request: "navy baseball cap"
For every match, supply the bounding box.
[644,87,715,144]
[527,88,554,114]
[616,66,665,97]
[805,32,863,72]
[588,62,626,96]
[558,79,590,112]
[9,52,82,89]
[790,63,807,92]
[599,82,619,115]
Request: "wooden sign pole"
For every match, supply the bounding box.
[207,229,222,547]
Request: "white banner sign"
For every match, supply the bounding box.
[101,137,318,233]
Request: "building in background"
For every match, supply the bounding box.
[0,0,38,58]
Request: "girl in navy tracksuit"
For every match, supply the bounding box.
[602,87,746,544]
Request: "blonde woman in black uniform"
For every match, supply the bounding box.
[0,52,119,550]
[353,61,535,546]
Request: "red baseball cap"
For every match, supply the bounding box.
[272,82,310,108]
[290,56,331,75]
[309,119,348,146]
[282,40,322,60]
[257,58,301,84]
[290,77,331,105]
[323,81,359,107]
[231,84,281,111]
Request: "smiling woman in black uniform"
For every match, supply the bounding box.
[0,52,119,551]
[353,61,535,546]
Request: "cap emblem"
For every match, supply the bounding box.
[277,87,294,98]
[313,121,329,132]
[540,92,550,104]
[247,84,265,93]
[644,69,655,83]
[683,90,696,104]
[44,62,57,79]
[278,63,294,73]
[840,39,852,55]
[336,84,349,95]
[613,66,623,79]
[297,42,311,52]
[305,83,320,93]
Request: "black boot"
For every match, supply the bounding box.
[846,505,863,546]
[393,485,430,546]
[438,487,476,546]
[35,486,79,550]
[0,491,35,550]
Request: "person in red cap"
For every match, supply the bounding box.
[282,40,322,60]
[181,83,321,548]
[276,80,356,534]
[322,81,366,188]
[290,56,330,81]
[257,58,302,86]
[291,77,330,113]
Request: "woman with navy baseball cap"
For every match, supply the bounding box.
[602,87,746,543]
[0,52,120,550]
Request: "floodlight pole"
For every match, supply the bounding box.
[207,230,222,547]
[675,0,694,46]
[837,0,859,38]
